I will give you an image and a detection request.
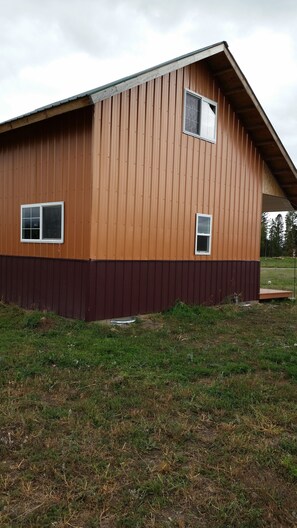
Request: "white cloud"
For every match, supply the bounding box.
[232,30,297,104]
[0,0,296,165]
[229,30,297,162]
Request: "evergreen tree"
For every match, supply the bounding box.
[284,211,297,256]
[269,213,284,257]
[260,213,269,257]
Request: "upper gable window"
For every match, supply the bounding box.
[21,202,64,243]
[184,90,217,143]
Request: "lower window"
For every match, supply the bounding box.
[21,201,64,243]
[195,213,212,255]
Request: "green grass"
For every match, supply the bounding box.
[260,267,296,291]
[261,257,297,268]
[1,301,297,527]
[260,257,297,292]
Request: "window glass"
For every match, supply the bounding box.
[200,100,216,141]
[22,218,31,229]
[197,235,209,253]
[42,205,62,240]
[22,208,31,219]
[184,90,217,142]
[22,229,31,240]
[185,92,201,135]
[198,215,211,235]
[21,206,40,240]
[31,229,40,239]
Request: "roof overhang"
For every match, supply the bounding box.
[1,41,296,208]
[262,194,294,212]
[0,96,91,133]
[204,46,297,210]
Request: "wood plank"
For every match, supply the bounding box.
[259,288,292,300]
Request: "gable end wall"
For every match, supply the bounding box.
[90,60,263,262]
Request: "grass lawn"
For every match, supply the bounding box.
[261,257,297,268]
[260,258,297,293]
[1,302,297,527]
[260,268,296,292]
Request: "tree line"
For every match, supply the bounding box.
[261,212,297,257]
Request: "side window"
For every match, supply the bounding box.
[184,90,217,143]
[21,202,64,243]
[195,214,212,255]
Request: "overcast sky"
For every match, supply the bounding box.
[1,0,297,167]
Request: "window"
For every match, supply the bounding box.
[195,214,212,255]
[21,202,64,243]
[184,90,217,142]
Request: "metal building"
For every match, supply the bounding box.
[0,42,296,319]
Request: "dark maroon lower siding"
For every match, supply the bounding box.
[87,260,260,320]
[0,256,260,321]
[0,256,89,320]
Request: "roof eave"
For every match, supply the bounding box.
[0,96,91,134]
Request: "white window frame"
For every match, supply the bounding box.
[21,201,64,244]
[195,213,212,255]
[183,89,217,143]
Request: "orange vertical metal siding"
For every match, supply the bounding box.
[90,61,263,261]
[0,61,263,264]
[0,108,93,260]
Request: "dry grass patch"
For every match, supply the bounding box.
[1,301,297,527]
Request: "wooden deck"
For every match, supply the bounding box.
[259,288,293,301]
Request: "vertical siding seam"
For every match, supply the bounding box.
[132,84,146,260]
[163,71,176,261]
[158,74,169,260]
[147,78,157,258]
